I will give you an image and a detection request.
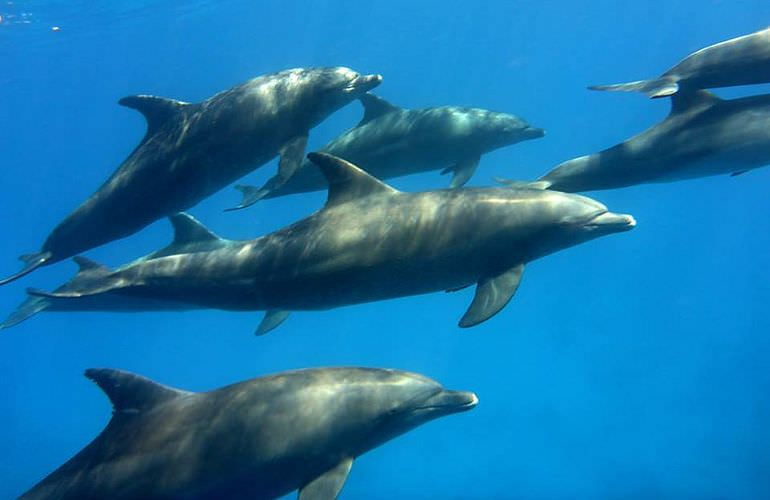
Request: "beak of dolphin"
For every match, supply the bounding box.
[524,126,546,139]
[347,73,383,93]
[415,390,479,414]
[584,211,636,232]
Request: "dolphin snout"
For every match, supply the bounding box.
[524,126,546,138]
[586,212,636,231]
[418,390,479,414]
[352,74,383,93]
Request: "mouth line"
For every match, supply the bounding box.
[414,393,479,412]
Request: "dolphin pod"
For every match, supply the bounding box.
[589,26,770,98]
[231,93,544,208]
[23,153,634,334]
[0,67,381,286]
[20,367,477,499]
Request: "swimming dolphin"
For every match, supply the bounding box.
[230,93,544,208]
[589,26,770,98]
[29,153,635,333]
[20,367,477,499]
[523,90,770,193]
[0,213,225,330]
[0,67,382,286]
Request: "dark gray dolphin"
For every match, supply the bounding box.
[589,26,770,97]
[29,153,635,333]
[525,90,770,193]
[0,67,382,285]
[0,213,226,330]
[21,367,477,499]
[230,93,544,208]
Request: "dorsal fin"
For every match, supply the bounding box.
[170,213,220,246]
[85,368,191,415]
[670,89,721,115]
[73,256,110,273]
[119,95,190,137]
[358,93,401,125]
[306,152,399,208]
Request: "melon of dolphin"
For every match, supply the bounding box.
[0,67,382,286]
[29,153,635,334]
[230,93,544,208]
[20,367,477,499]
[589,26,770,98]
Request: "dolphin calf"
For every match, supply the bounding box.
[589,26,770,98]
[230,93,544,208]
[29,153,635,333]
[0,67,382,286]
[525,90,770,193]
[21,367,477,499]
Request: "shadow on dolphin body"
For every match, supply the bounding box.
[0,67,382,286]
[589,26,770,97]
[230,93,544,208]
[20,367,477,499]
[22,153,635,335]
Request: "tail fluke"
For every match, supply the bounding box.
[588,77,679,98]
[26,256,121,298]
[225,185,268,212]
[0,252,52,286]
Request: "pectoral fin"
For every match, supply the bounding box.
[255,310,290,336]
[459,263,524,328]
[298,457,353,500]
[441,156,480,188]
[730,170,749,177]
[225,135,308,211]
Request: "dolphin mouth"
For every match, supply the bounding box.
[344,73,382,93]
[524,126,546,139]
[584,211,636,231]
[414,390,479,413]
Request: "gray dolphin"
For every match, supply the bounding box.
[0,67,382,286]
[29,153,635,333]
[230,93,544,208]
[589,26,770,97]
[21,367,477,499]
[524,90,770,193]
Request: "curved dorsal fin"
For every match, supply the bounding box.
[85,368,191,415]
[357,93,401,126]
[670,89,721,115]
[119,95,190,137]
[169,213,220,246]
[306,153,399,208]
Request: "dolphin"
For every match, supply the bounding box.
[20,367,477,499]
[0,67,382,286]
[524,90,770,193]
[589,26,770,98]
[230,93,544,208]
[28,153,635,333]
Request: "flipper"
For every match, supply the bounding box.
[357,93,401,126]
[493,177,551,190]
[0,251,52,286]
[85,368,192,415]
[731,170,750,177]
[0,296,50,330]
[298,457,354,500]
[226,135,308,211]
[119,95,190,140]
[255,310,290,336]
[307,152,399,208]
[26,256,122,298]
[441,156,480,188]
[588,77,679,98]
[446,284,472,293]
[459,263,525,328]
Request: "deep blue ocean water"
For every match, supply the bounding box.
[2,1,770,498]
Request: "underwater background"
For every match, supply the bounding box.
[2,0,770,498]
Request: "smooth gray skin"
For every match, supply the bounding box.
[231,93,544,207]
[30,153,635,332]
[531,90,770,193]
[21,367,477,500]
[0,67,382,286]
[589,26,770,97]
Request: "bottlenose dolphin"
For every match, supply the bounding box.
[0,67,382,285]
[0,214,223,330]
[589,26,770,97]
[21,367,477,499]
[29,153,635,333]
[230,93,544,208]
[524,90,770,193]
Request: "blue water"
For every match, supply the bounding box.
[2,1,770,498]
